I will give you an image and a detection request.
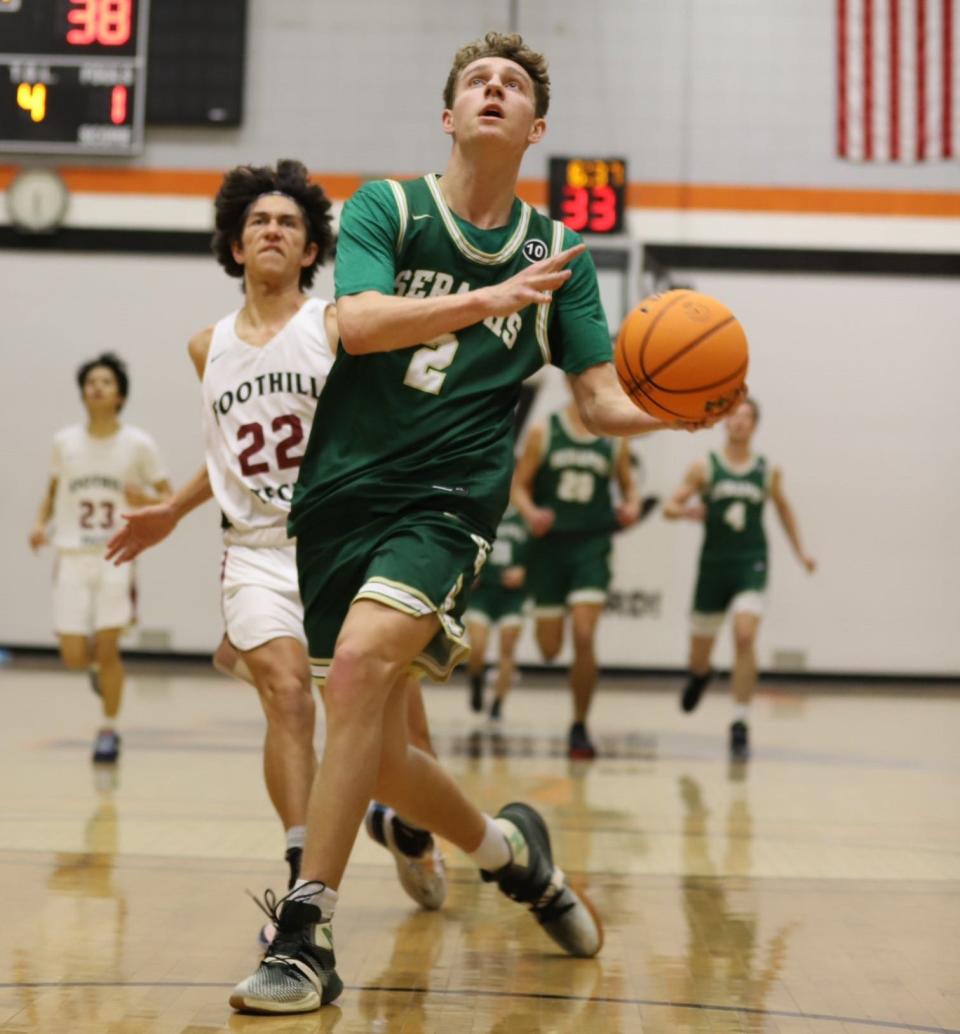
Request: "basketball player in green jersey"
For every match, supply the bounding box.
[230,33,723,1014]
[464,504,529,720]
[512,401,640,759]
[664,398,815,757]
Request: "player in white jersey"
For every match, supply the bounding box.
[29,352,171,763]
[106,161,446,923]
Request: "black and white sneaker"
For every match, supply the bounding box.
[729,720,749,759]
[92,729,120,763]
[365,802,447,910]
[230,888,342,1014]
[259,846,304,947]
[681,670,713,713]
[481,802,603,958]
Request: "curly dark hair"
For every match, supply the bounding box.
[211,160,335,290]
[444,32,550,118]
[76,352,128,412]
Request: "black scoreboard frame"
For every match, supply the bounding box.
[0,0,150,156]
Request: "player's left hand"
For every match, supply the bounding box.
[801,554,817,573]
[615,499,641,528]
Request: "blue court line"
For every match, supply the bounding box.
[0,980,956,1033]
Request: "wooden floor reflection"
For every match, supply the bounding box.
[0,663,957,1033]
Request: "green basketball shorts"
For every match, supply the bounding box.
[527,532,612,617]
[691,557,768,635]
[463,574,527,628]
[297,509,491,684]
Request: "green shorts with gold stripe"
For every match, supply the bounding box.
[527,531,612,616]
[463,575,527,628]
[296,508,491,684]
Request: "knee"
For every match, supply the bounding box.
[571,628,595,657]
[258,672,315,728]
[324,640,400,718]
[59,645,88,670]
[733,629,756,654]
[92,637,121,666]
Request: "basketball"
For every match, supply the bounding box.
[614,290,749,423]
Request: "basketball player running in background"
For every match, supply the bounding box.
[29,353,171,763]
[228,33,722,1015]
[663,398,815,757]
[464,504,529,721]
[512,400,640,758]
[105,162,446,922]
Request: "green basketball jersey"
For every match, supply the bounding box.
[486,506,529,576]
[532,412,617,534]
[290,175,612,540]
[700,451,768,564]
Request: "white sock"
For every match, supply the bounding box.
[285,825,306,852]
[468,814,513,872]
[733,702,749,723]
[289,879,338,922]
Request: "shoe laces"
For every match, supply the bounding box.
[246,882,326,959]
[529,869,576,922]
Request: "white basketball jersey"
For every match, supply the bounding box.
[51,424,166,550]
[202,298,335,543]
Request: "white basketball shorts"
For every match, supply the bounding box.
[53,550,136,636]
[221,543,306,652]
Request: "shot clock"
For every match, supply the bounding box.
[0,0,149,154]
[548,157,628,235]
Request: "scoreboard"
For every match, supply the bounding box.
[0,0,149,154]
[548,156,628,235]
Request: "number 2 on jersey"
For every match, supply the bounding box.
[723,500,747,532]
[404,333,459,395]
[238,414,305,476]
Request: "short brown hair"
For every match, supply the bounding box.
[443,32,550,118]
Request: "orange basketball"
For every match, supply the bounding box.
[614,290,749,423]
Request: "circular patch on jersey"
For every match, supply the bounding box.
[522,239,549,263]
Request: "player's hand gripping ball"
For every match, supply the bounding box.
[615,290,749,423]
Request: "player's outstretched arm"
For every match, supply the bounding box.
[662,461,708,521]
[105,465,213,565]
[510,425,555,538]
[28,477,57,551]
[769,468,816,572]
[337,244,587,355]
[569,362,669,437]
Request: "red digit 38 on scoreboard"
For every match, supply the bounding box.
[548,157,628,235]
[0,0,149,154]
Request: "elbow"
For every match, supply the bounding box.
[577,399,602,436]
[338,324,369,356]
[336,301,373,355]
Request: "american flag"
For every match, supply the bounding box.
[837,0,958,160]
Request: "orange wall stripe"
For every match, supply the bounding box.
[1,165,958,218]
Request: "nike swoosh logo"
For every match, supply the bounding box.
[208,351,226,363]
[411,213,432,221]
